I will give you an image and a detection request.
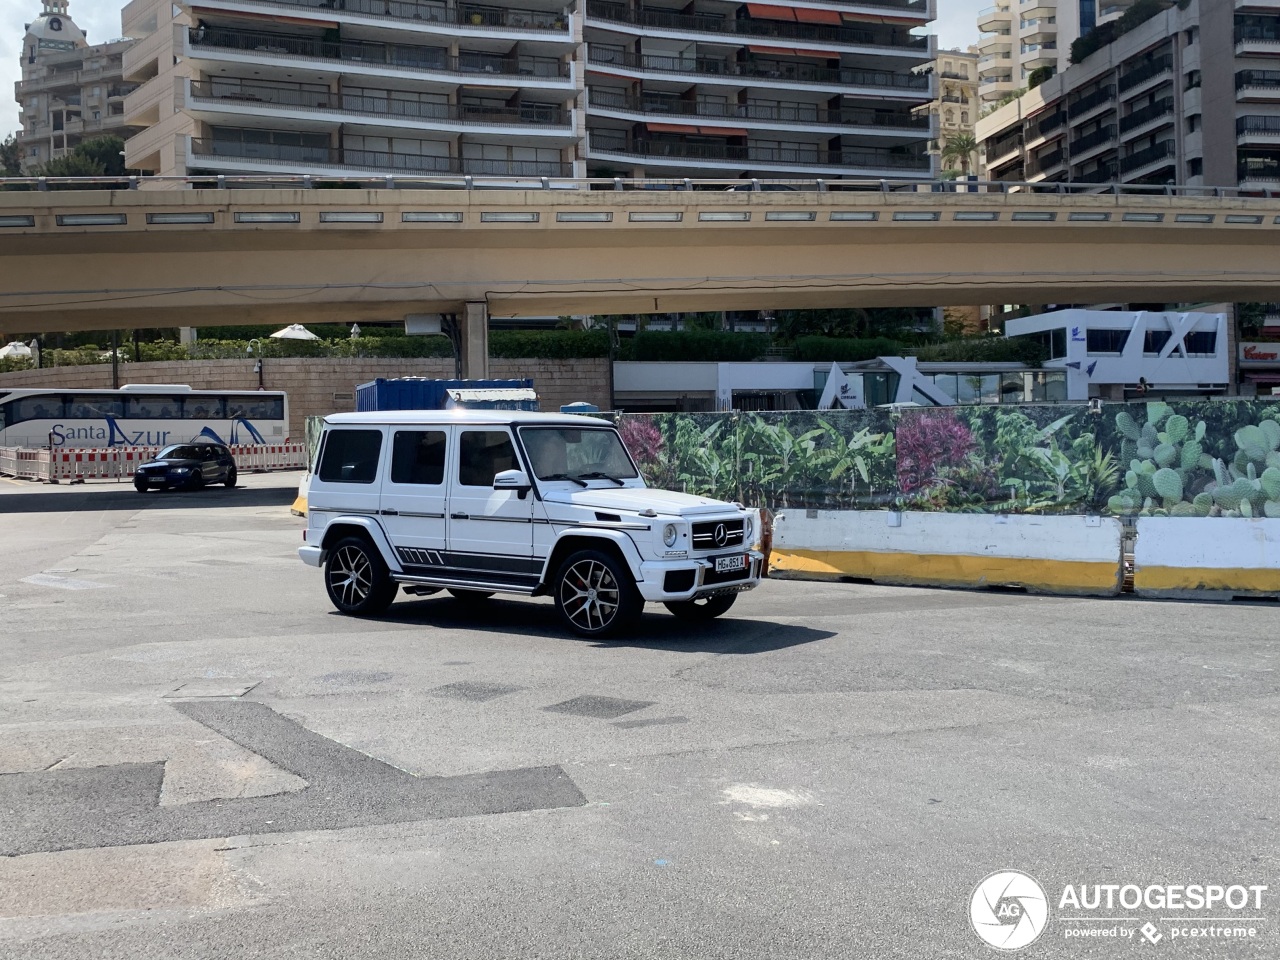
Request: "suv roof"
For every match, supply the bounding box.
[324,410,608,428]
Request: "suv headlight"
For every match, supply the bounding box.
[662,523,679,547]
[743,513,754,544]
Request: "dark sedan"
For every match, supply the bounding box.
[134,442,237,492]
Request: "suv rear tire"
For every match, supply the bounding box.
[553,548,641,638]
[325,535,397,616]
[664,594,737,621]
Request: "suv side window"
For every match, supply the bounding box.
[458,430,517,487]
[318,429,383,484]
[390,430,447,485]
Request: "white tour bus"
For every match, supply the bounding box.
[0,386,289,449]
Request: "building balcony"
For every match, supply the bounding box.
[1026,146,1064,179]
[1237,0,1280,9]
[584,2,933,58]
[586,131,931,176]
[1073,163,1115,184]
[187,26,573,89]
[187,79,573,138]
[1236,26,1280,55]
[192,0,573,43]
[1069,124,1116,161]
[977,33,1013,53]
[977,5,1011,31]
[1237,69,1280,100]
[1119,139,1175,177]
[1034,108,1065,137]
[984,132,1021,165]
[1117,54,1173,97]
[978,75,1016,101]
[1019,18,1056,42]
[1020,0,1055,14]
[189,136,571,177]
[1118,96,1173,137]
[1067,85,1115,120]
[1020,42,1057,69]
[1239,156,1280,188]
[1237,115,1280,144]
[584,48,931,99]
[588,91,929,139]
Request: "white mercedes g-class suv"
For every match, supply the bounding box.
[299,410,764,637]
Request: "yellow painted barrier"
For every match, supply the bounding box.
[1134,518,1280,599]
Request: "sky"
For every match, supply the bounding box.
[2,0,985,142]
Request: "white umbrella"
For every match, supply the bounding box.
[0,341,32,359]
[269,324,321,341]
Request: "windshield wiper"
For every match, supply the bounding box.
[542,472,589,487]
[576,472,626,486]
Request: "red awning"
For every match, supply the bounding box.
[694,125,749,136]
[747,44,798,55]
[790,47,844,59]
[794,8,842,24]
[746,3,796,19]
[646,121,695,133]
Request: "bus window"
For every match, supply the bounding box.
[227,398,249,419]
[68,395,124,418]
[125,396,183,419]
[8,395,66,424]
[184,397,225,419]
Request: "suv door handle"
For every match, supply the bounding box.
[450,512,469,519]
[380,508,399,516]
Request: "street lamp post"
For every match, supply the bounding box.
[247,338,264,390]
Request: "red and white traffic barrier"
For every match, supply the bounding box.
[0,443,308,484]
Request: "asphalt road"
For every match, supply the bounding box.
[0,472,1277,958]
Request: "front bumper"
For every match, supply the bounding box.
[636,550,765,602]
[135,474,188,489]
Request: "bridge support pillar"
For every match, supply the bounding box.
[462,300,490,379]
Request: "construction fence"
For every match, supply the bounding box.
[0,443,308,483]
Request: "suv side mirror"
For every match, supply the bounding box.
[493,468,531,499]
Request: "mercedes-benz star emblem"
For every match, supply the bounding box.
[713,523,728,547]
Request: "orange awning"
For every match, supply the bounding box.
[748,44,797,55]
[746,3,796,19]
[647,121,696,133]
[790,47,844,59]
[694,125,749,136]
[794,8,842,24]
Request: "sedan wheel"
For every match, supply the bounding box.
[324,536,397,615]
[186,469,203,491]
[554,549,640,638]
[225,467,237,488]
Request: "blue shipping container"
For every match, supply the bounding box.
[356,378,537,412]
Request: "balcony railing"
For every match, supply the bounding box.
[985,135,1021,161]
[588,133,931,170]
[1069,125,1115,154]
[1027,148,1062,175]
[1238,115,1280,135]
[1235,24,1280,44]
[1239,156,1280,181]
[190,137,571,176]
[1118,139,1175,174]
[190,0,571,34]
[588,90,929,129]
[584,1,930,50]
[1117,54,1173,93]
[1119,97,1173,134]
[1067,85,1114,118]
[585,48,930,91]
[1035,110,1065,136]
[189,80,569,127]
[189,26,570,79]
[1074,164,1115,183]
[1237,69,1280,90]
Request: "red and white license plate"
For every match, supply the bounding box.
[715,554,747,574]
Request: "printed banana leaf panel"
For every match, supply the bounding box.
[613,399,1280,517]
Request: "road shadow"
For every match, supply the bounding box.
[372,594,834,654]
[0,481,296,514]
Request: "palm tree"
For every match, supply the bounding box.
[941,133,978,176]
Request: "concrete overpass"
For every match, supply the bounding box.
[3,177,1280,375]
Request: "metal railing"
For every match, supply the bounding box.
[1118,140,1175,174]
[1237,115,1280,135]
[588,90,928,129]
[985,135,1022,161]
[1035,110,1065,136]
[1070,125,1115,154]
[189,80,569,127]
[584,1,930,49]
[1067,85,1114,118]
[585,48,930,91]
[189,138,572,177]
[1117,54,1173,93]
[189,0,570,32]
[1237,69,1280,90]
[588,134,931,170]
[1119,97,1173,134]
[189,26,570,79]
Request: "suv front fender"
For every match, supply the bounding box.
[541,529,646,586]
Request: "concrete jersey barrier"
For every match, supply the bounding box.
[770,510,1125,596]
[1134,517,1280,599]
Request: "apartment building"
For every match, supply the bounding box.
[976,0,1056,106]
[913,47,979,172]
[974,0,1272,190]
[116,0,937,181]
[15,1,141,172]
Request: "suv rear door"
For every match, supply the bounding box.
[378,426,450,571]
[445,426,539,589]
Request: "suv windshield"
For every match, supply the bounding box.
[158,445,203,460]
[519,426,639,482]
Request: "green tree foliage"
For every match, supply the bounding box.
[36,135,131,184]
[0,134,21,176]
[940,134,978,175]
[1027,66,1055,89]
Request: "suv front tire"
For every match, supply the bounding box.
[553,548,641,639]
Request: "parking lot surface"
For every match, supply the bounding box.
[0,473,1277,958]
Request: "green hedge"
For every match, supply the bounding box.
[913,337,1047,366]
[792,336,906,362]
[617,331,770,362]
[489,330,609,358]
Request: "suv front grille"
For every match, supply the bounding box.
[691,518,745,550]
